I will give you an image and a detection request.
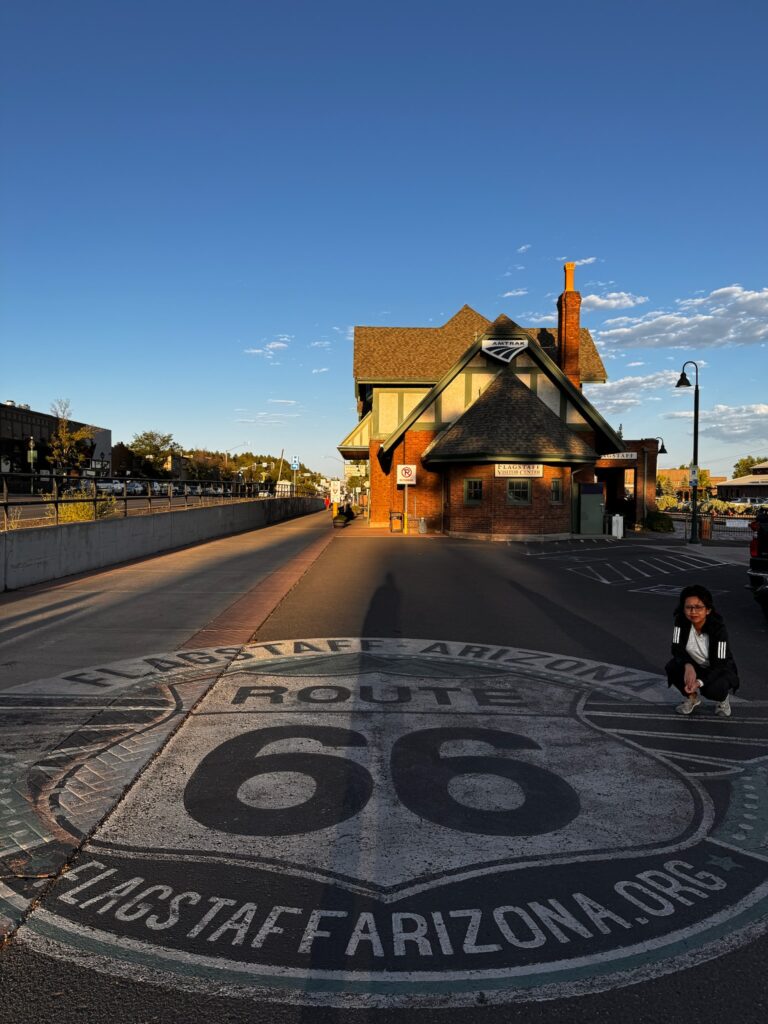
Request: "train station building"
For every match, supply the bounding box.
[338,264,662,539]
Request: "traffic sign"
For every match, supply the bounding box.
[396,464,417,485]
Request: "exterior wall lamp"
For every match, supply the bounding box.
[675,362,700,544]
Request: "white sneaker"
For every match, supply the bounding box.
[715,696,732,718]
[676,696,701,715]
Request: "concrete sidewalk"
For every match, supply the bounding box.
[0,510,334,690]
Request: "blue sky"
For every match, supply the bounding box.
[2,0,766,478]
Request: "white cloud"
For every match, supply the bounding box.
[626,361,645,367]
[520,310,554,324]
[311,340,331,348]
[502,288,528,298]
[244,336,290,359]
[597,284,768,349]
[516,244,531,253]
[583,369,679,416]
[582,292,649,311]
[312,367,329,374]
[663,403,768,445]
[503,265,526,275]
[268,399,297,405]
[557,256,598,265]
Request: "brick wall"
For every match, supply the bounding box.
[368,432,442,528]
[369,432,577,536]
[447,464,572,537]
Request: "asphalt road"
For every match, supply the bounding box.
[1,518,766,1023]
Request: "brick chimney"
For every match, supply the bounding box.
[557,261,581,388]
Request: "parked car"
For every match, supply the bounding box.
[748,509,768,618]
[126,481,145,496]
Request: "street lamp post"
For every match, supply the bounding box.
[675,362,700,544]
[27,437,37,494]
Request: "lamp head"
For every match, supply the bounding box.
[658,441,668,454]
[675,371,691,388]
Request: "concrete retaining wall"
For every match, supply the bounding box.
[0,498,324,592]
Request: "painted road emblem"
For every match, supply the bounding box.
[7,639,768,1006]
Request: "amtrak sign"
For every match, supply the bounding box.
[482,337,529,364]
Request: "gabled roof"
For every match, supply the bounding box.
[379,324,623,458]
[354,305,489,383]
[423,366,597,464]
[354,305,607,384]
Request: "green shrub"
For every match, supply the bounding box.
[701,499,730,515]
[47,490,117,522]
[642,509,675,532]
[656,495,678,511]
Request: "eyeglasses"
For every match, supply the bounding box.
[684,604,707,611]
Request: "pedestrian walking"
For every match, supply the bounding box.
[665,584,740,717]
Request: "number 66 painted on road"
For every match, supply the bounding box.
[183,725,579,838]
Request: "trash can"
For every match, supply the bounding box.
[418,517,427,535]
[611,514,624,539]
[389,512,404,533]
[700,517,712,541]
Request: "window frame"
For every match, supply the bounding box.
[550,477,563,504]
[506,479,532,506]
[463,477,483,506]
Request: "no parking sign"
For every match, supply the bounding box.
[396,464,417,485]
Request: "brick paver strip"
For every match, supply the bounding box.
[179,528,336,648]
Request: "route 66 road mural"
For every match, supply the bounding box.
[6,638,768,1007]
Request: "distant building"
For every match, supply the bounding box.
[337,264,664,538]
[657,468,728,501]
[715,461,768,503]
[0,400,111,476]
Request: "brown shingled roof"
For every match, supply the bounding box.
[354,306,606,384]
[423,365,598,464]
[353,305,490,382]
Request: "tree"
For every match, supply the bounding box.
[130,431,181,468]
[48,399,95,471]
[656,474,676,497]
[733,455,766,478]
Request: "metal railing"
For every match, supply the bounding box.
[668,512,754,543]
[1,473,315,531]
